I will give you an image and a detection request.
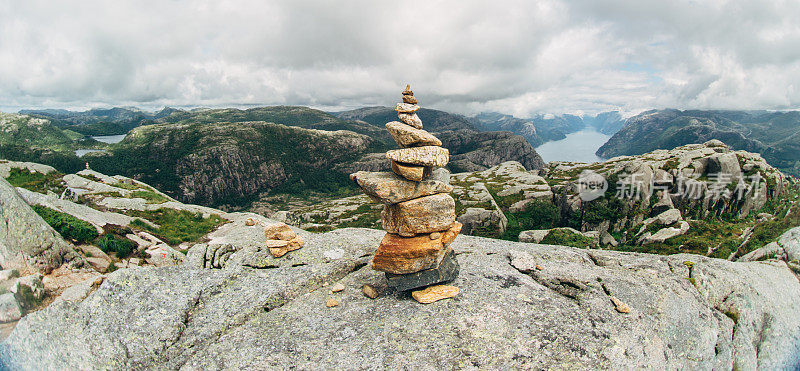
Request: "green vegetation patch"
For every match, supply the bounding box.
[130,189,169,204]
[128,209,226,245]
[540,229,596,249]
[499,200,560,241]
[95,235,135,258]
[112,180,145,190]
[32,205,99,244]
[5,168,66,194]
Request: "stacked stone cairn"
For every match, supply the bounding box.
[350,85,461,293]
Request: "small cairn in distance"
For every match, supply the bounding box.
[350,85,461,297]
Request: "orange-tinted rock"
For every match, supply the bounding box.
[371,233,450,274]
[362,284,379,299]
[264,223,296,241]
[402,84,414,96]
[267,235,304,258]
[411,284,459,304]
[390,161,428,182]
[441,222,462,246]
[611,296,631,313]
[265,240,289,248]
[382,194,456,236]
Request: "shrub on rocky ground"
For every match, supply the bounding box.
[94,234,135,258]
[540,229,595,248]
[6,168,65,194]
[129,209,226,245]
[32,205,98,244]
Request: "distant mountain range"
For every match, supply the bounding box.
[471,111,625,146]
[20,107,179,136]
[597,109,800,176]
[5,105,799,207]
[26,106,544,207]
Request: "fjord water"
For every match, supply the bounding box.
[74,134,127,157]
[535,127,610,163]
[91,134,126,144]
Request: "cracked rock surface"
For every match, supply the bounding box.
[2,228,800,369]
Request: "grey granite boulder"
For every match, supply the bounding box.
[0,294,22,323]
[2,229,799,369]
[350,171,453,205]
[0,178,83,275]
[778,226,800,263]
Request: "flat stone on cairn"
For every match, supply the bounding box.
[350,84,461,293]
[387,146,449,168]
[387,249,460,292]
[349,171,452,205]
[382,193,456,237]
[390,161,428,182]
[386,121,442,147]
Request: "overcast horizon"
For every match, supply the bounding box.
[2,0,800,117]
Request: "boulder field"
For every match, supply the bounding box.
[2,226,800,369]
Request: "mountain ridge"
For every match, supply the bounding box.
[597,109,800,176]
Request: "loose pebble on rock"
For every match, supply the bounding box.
[412,284,459,304]
[330,283,345,293]
[362,284,379,299]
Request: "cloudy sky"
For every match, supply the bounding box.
[1,0,799,117]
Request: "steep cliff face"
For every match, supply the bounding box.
[438,129,545,172]
[584,111,625,135]
[89,121,378,206]
[597,109,800,176]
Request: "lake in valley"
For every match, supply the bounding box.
[535,128,610,163]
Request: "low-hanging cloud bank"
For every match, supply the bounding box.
[1,0,799,116]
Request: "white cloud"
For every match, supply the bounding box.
[0,0,798,115]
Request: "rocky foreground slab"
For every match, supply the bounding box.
[2,227,799,369]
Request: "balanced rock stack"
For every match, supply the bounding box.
[264,223,304,258]
[350,85,461,292]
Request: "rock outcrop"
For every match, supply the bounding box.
[544,140,791,244]
[596,109,800,177]
[2,228,799,369]
[0,178,82,275]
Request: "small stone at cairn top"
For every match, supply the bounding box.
[349,84,461,295]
